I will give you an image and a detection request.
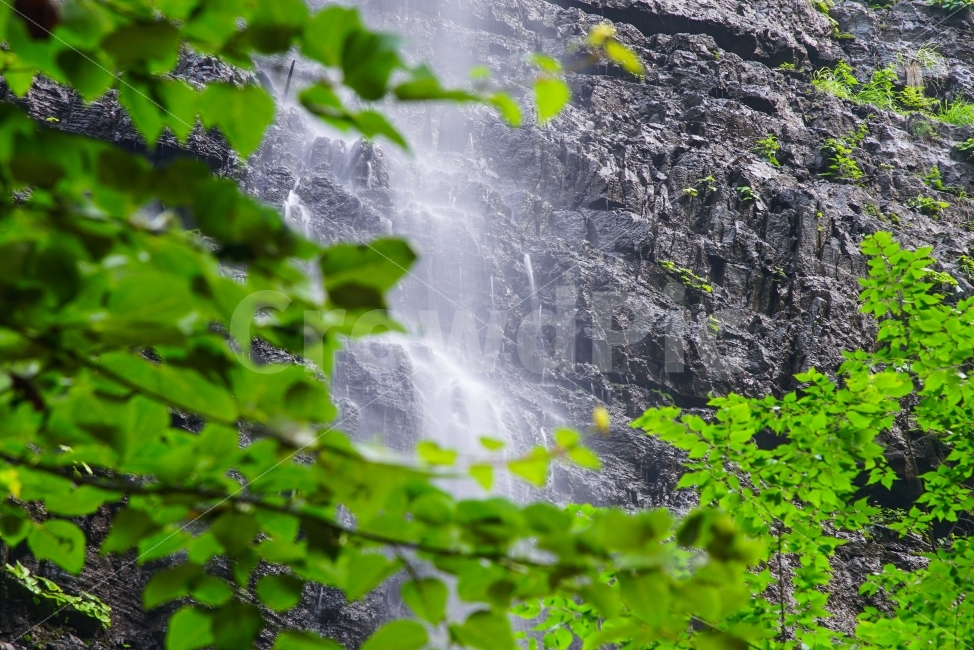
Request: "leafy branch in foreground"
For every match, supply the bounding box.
[0,2,751,650]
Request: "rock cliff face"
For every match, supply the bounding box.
[2,0,974,647]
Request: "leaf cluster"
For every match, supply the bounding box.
[659,260,713,293]
[0,4,756,650]
[5,561,111,627]
[813,60,974,126]
[821,121,868,182]
[751,135,781,167]
[636,231,974,648]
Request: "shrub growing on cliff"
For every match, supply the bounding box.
[937,98,974,126]
[927,0,974,11]
[909,194,951,216]
[822,122,868,182]
[635,232,974,648]
[812,60,858,100]
[752,135,782,166]
[812,60,973,127]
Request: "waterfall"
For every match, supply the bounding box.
[283,179,311,239]
[523,253,539,316]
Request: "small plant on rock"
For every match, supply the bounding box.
[959,254,974,278]
[659,260,713,292]
[681,187,698,197]
[752,134,781,166]
[921,165,967,198]
[736,186,756,202]
[956,137,974,160]
[909,118,938,140]
[899,86,938,111]
[855,65,898,110]
[812,59,858,100]
[927,0,974,11]
[928,268,959,289]
[909,194,950,216]
[863,202,902,225]
[697,175,717,193]
[822,122,868,182]
[6,562,111,627]
[778,62,796,71]
[938,98,974,126]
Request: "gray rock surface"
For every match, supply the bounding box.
[3,0,974,647]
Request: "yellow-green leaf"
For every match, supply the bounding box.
[489,93,522,127]
[533,78,570,123]
[417,440,457,466]
[605,40,644,76]
[470,463,493,490]
[508,447,549,486]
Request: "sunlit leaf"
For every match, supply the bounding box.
[533,78,570,123]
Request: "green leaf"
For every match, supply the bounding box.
[508,447,550,487]
[255,509,300,542]
[345,553,401,600]
[166,607,214,650]
[411,492,455,525]
[298,85,407,147]
[144,564,205,609]
[617,571,670,627]
[0,505,30,546]
[45,486,119,516]
[156,79,199,141]
[100,22,180,73]
[530,53,563,73]
[394,67,477,102]
[554,428,580,448]
[102,507,160,553]
[348,111,408,149]
[187,532,224,564]
[544,629,573,650]
[605,40,644,76]
[211,513,259,557]
[401,578,448,624]
[212,601,263,650]
[452,610,516,650]
[256,574,305,612]
[56,49,114,100]
[198,84,275,157]
[568,446,601,470]
[28,520,86,574]
[192,576,234,607]
[417,440,458,466]
[533,78,570,123]
[98,352,238,424]
[360,620,428,650]
[119,80,166,144]
[341,30,401,101]
[470,464,493,490]
[489,93,522,127]
[301,6,364,67]
[274,632,345,650]
[479,436,505,451]
[320,239,416,311]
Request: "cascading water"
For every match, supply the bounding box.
[254,0,662,641]
[283,179,311,239]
